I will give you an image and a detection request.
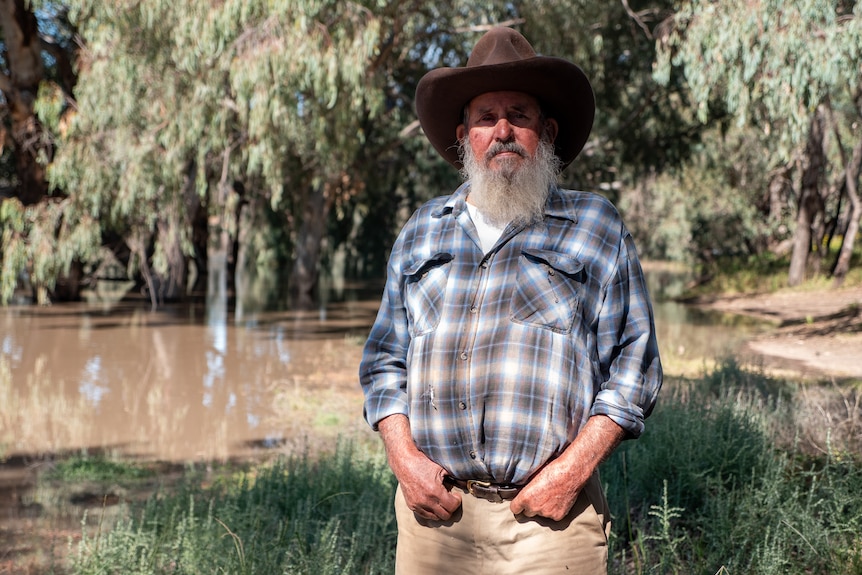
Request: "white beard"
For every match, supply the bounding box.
[459,138,561,228]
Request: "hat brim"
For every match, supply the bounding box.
[415,56,595,169]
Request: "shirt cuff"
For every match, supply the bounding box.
[589,389,647,438]
[363,389,410,431]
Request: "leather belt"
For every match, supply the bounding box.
[443,476,522,503]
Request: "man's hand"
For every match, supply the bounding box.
[509,456,587,521]
[378,414,462,521]
[510,415,626,521]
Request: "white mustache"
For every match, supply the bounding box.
[484,141,527,163]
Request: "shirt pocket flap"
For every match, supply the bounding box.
[404,252,455,281]
[521,248,584,278]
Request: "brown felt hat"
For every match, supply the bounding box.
[415,26,595,169]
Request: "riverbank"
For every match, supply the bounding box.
[693,285,862,381]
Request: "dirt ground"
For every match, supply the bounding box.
[694,285,862,381]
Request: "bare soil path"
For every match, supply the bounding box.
[694,286,862,380]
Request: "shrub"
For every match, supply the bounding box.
[71,442,397,575]
[604,362,862,575]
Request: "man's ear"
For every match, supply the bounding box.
[543,118,559,144]
[456,124,466,141]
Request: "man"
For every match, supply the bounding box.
[360,26,661,574]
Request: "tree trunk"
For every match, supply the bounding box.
[0,0,49,205]
[788,107,827,287]
[155,206,188,301]
[153,162,200,301]
[290,182,330,309]
[767,165,791,221]
[831,127,862,286]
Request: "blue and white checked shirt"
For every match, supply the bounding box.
[360,183,662,485]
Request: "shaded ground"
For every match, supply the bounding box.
[694,286,862,381]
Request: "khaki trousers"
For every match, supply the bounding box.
[394,472,610,575]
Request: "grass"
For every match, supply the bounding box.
[36,361,862,574]
[44,456,156,483]
[69,443,397,575]
[604,359,862,574]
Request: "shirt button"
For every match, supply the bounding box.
[469,451,477,459]
[548,269,556,276]
[459,352,468,360]
[458,401,467,410]
[481,261,489,269]
[470,306,478,314]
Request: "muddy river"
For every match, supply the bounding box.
[1,292,382,463]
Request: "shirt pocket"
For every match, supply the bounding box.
[403,252,454,337]
[510,248,584,334]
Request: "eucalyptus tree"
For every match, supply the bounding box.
[46,0,400,307]
[3,0,715,306]
[36,0,511,307]
[0,1,78,302]
[0,0,76,205]
[655,0,862,285]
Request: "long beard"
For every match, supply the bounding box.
[459,138,561,228]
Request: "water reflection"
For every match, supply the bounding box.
[0,290,380,462]
[646,264,774,373]
[0,267,775,461]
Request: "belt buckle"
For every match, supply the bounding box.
[466,479,503,503]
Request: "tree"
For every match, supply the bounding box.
[4,0,774,307]
[0,1,77,202]
[655,0,862,285]
[42,0,500,308]
[0,1,79,301]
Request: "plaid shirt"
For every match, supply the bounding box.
[360,183,662,485]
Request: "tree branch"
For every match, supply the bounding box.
[454,19,526,33]
[621,0,653,40]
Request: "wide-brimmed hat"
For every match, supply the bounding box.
[415,26,595,169]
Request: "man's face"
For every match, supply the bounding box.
[456,91,558,178]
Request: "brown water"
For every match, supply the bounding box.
[0,272,769,463]
[1,295,381,463]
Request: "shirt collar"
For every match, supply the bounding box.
[543,186,579,224]
[432,181,471,218]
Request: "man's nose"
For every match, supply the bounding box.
[494,119,515,141]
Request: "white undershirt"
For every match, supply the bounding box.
[466,202,507,254]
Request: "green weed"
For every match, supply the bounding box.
[45,456,155,483]
[66,364,862,575]
[70,441,397,575]
[605,362,862,575]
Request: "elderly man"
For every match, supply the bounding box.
[360,26,661,574]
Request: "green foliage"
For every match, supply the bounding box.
[620,123,782,263]
[44,456,155,483]
[517,0,696,189]
[70,443,397,574]
[655,0,862,158]
[4,0,860,302]
[604,360,862,574]
[0,196,102,303]
[63,363,862,575]
[654,0,862,285]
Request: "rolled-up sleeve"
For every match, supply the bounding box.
[359,229,412,430]
[590,233,662,438]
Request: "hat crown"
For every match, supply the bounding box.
[466,27,537,67]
